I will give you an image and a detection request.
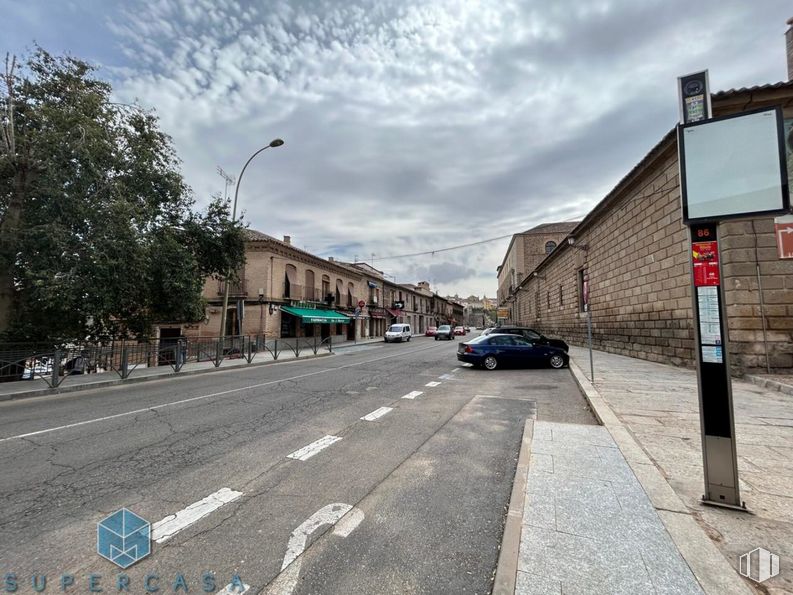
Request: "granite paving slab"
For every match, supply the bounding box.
[516,421,703,595]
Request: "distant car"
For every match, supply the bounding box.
[453,326,465,336]
[481,326,568,352]
[425,326,438,337]
[385,323,412,343]
[457,334,568,370]
[63,354,88,375]
[435,324,454,341]
[463,326,471,333]
[22,358,52,380]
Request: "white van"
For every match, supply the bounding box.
[384,324,412,343]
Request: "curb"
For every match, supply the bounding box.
[744,374,793,396]
[492,418,534,595]
[568,360,752,595]
[0,351,335,403]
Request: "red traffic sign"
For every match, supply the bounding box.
[357,299,366,308]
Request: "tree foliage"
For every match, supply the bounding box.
[0,48,245,342]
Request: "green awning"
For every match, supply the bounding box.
[280,305,351,324]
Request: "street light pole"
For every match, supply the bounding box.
[219,138,284,342]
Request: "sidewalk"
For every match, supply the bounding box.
[0,337,387,401]
[517,421,703,594]
[502,347,793,595]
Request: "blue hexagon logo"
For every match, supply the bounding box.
[97,508,151,568]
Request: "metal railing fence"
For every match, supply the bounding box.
[0,334,333,388]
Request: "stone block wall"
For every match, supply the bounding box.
[513,139,793,375]
[720,218,793,371]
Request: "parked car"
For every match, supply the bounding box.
[385,324,412,342]
[435,324,454,341]
[457,334,568,370]
[22,357,52,380]
[463,326,471,333]
[453,326,465,336]
[425,326,438,337]
[481,326,568,352]
[63,354,88,374]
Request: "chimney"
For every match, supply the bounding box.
[788,17,793,80]
[328,257,334,262]
[283,235,291,245]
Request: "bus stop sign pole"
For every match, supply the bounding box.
[688,223,744,509]
[678,70,744,510]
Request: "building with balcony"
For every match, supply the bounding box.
[189,231,365,341]
[183,231,458,342]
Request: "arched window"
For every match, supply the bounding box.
[305,270,315,301]
[284,265,297,298]
[545,241,557,255]
[321,275,330,301]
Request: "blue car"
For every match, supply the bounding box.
[457,333,568,370]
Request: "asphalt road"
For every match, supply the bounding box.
[0,335,594,594]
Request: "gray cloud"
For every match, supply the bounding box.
[6,0,792,298]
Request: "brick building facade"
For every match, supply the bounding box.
[508,82,793,375]
[173,231,461,342]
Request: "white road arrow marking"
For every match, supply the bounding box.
[152,487,242,543]
[332,507,365,537]
[267,503,364,595]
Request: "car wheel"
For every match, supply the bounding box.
[484,355,498,370]
[549,354,565,369]
[435,336,438,341]
[407,336,411,342]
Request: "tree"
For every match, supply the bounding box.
[0,48,245,342]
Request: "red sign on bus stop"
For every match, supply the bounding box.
[692,240,720,286]
[776,221,793,259]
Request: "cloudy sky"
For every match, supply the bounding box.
[4,0,791,298]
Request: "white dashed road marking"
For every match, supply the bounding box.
[287,435,342,461]
[438,374,453,380]
[425,381,441,387]
[360,407,393,421]
[401,391,423,400]
[152,487,242,544]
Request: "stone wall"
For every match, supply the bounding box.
[513,137,793,375]
[720,218,793,371]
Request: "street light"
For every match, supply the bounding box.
[219,138,285,341]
